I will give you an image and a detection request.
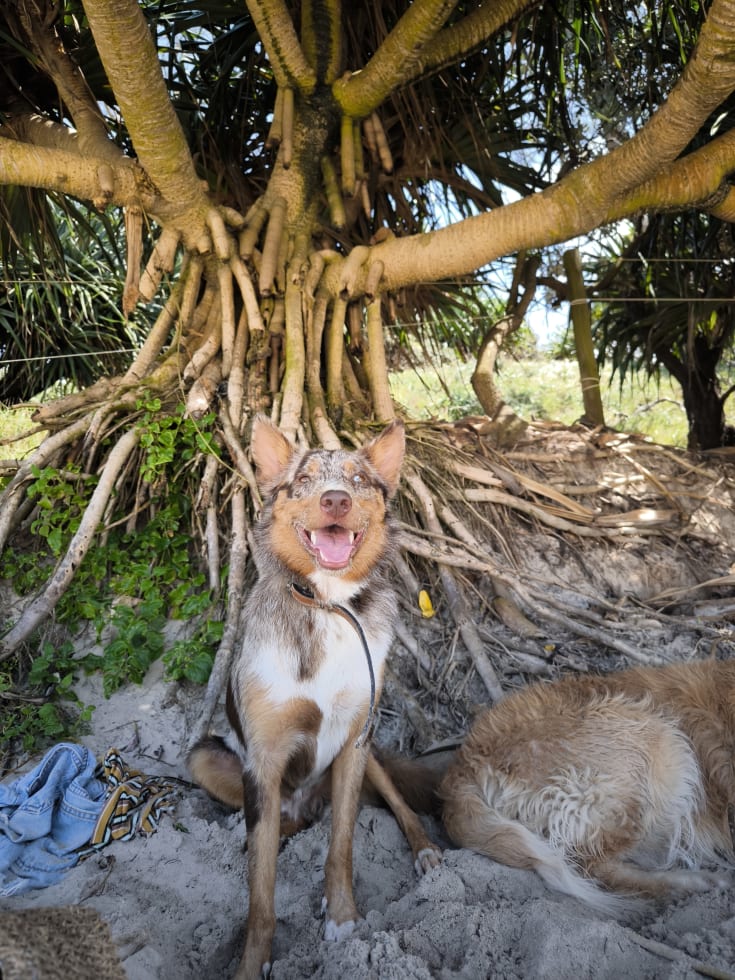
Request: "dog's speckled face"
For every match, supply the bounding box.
[250,417,405,584]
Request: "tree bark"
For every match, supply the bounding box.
[471,252,539,421]
[334,0,456,116]
[81,0,211,243]
[657,330,729,450]
[563,248,605,428]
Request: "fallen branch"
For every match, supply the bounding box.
[187,487,250,748]
[509,581,665,665]
[452,459,595,518]
[650,573,735,605]
[463,487,679,536]
[405,469,504,702]
[626,931,735,980]
[399,529,664,665]
[0,427,141,659]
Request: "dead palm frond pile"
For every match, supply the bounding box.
[378,418,735,748]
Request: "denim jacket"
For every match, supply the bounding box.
[0,742,106,895]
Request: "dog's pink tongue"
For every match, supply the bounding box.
[312,527,353,567]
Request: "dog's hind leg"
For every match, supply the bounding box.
[364,752,442,874]
[187,735,245,809]
[588,860,728,898]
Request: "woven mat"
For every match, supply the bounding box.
[0,905,127,980]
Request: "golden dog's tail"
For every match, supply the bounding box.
[188,735,244,809]
[441,784,637,916]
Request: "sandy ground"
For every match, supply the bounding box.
[2,660,734,980]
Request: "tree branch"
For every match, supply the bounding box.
[4,114,87,154]
[410,0,537,84]
[322,129,735,298]
[80,0,210,242]
[334,0,457,117]
[16,1,120,164]
[0,137,153,211]
[244,0,316,93]
[625,0,735,183]
[322,0,735,297]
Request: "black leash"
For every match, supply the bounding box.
[289,582,376,748]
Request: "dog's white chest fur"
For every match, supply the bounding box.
[250,608,390,777]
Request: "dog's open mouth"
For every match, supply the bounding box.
[297,524,364,570]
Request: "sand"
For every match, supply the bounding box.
[1,658,733,980]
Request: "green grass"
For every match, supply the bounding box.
[390,354,694,447]
[0,357,721,454]
[0,405,43,459]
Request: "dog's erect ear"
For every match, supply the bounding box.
[250,415,296,487]
[362,419,405,496]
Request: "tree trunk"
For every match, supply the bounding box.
[563,248,605,428]
[471,252,538,445]
[657,324,729,450]
[5,0,735,700]
[684,383,727,450]
[678,340,727,451]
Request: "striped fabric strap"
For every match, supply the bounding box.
[79,750,176,856]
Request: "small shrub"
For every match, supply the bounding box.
[0,403,221,752]
[0,642,95,755]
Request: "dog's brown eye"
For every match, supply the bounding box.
[297,473,311,486]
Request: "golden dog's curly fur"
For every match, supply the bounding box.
[439,660,734,912]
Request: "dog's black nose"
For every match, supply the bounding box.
[320,490,352,517]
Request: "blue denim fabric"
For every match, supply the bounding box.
[0,742,105,895]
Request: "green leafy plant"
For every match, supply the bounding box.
[28,464,94,557]
[137,399,216,484]
[95,601,167,697]
[163,618,224,685]
[0,642,94,754]
[0,404,222,751]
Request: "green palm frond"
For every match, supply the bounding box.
[0,205,151,401]
[0,0,721,385]
[591,210,735,390]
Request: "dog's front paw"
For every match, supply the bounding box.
[415,844,443,876]
[324,917,357,941]
[233,954,271,980]
[321,897,360,941]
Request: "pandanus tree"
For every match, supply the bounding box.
[3,0,735,720]
[592,211,735,451]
